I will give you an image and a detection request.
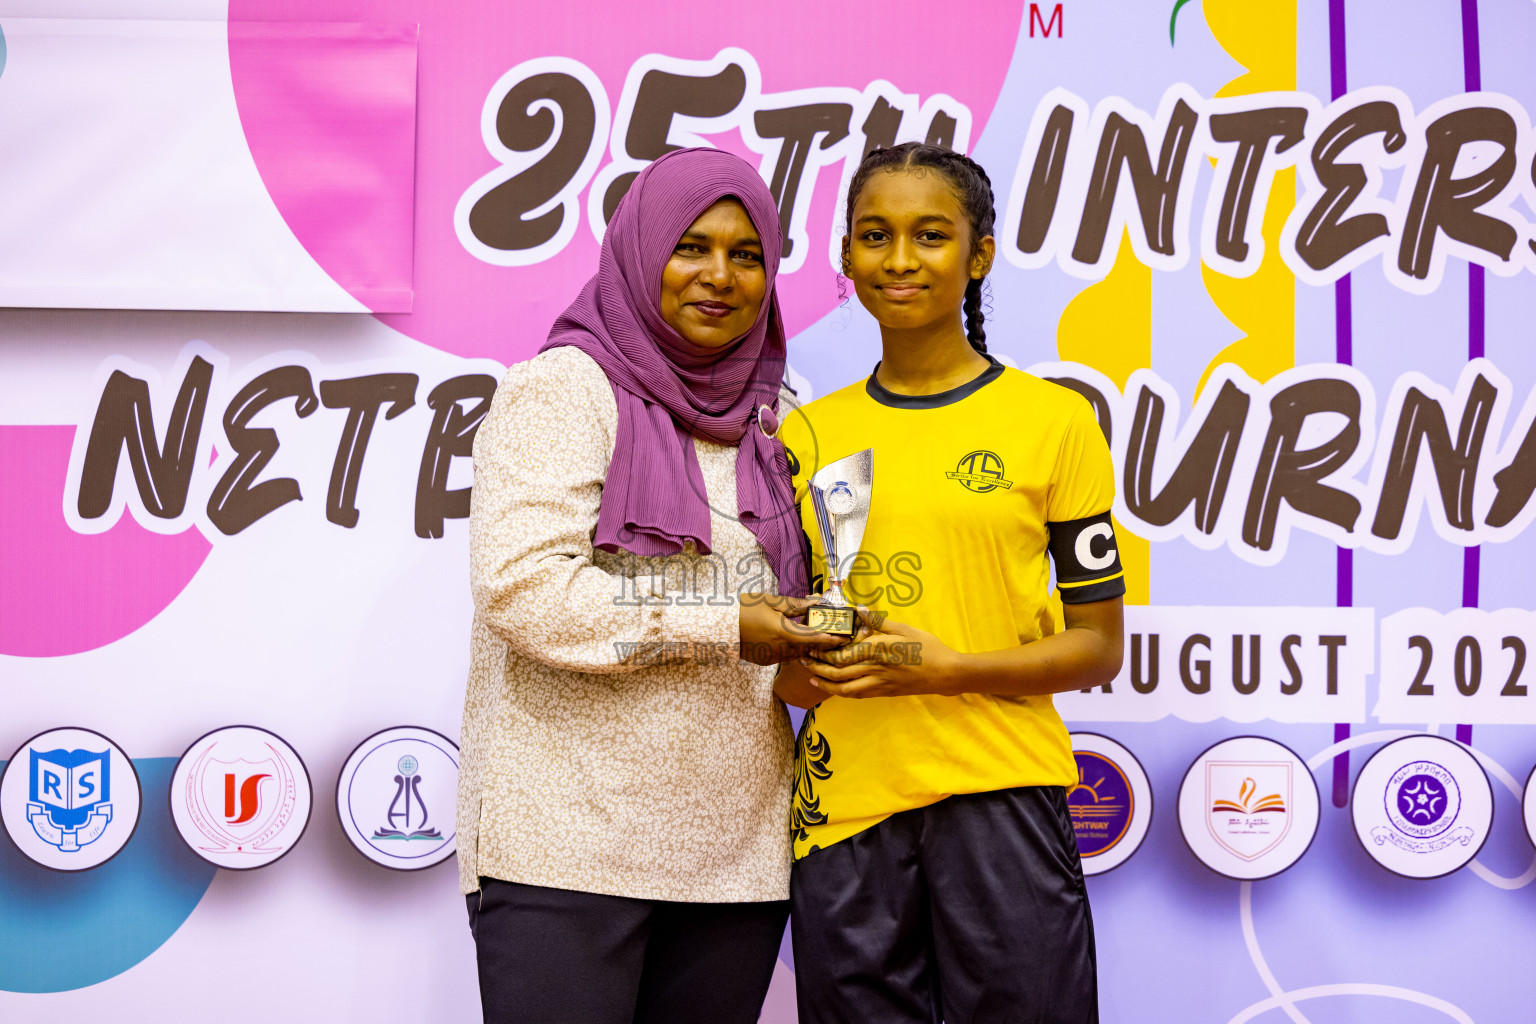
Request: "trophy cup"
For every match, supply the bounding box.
[804,448,874,637]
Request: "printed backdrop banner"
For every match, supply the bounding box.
[2,0,1535,1021]
[0,18,417,312]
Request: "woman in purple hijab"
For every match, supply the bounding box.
[457,148,837,1024]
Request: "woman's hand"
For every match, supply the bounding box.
[738,593,845,666]
[801,610,961,699]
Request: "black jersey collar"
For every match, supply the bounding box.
[865,355,1006,409]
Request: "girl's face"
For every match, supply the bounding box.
[659,197,768,348]
[844,168,993,334]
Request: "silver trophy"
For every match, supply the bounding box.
[805,448,874,637]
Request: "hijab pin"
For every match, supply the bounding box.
[756,404,780,438]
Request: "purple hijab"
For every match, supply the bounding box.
[540,148,808,597]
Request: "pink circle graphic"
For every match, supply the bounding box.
[0,426,211,658]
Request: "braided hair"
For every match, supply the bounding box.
[842,142,997,353]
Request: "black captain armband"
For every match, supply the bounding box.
[1047,511,1127,604]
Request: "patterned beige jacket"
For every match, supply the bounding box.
[456,346,795,902]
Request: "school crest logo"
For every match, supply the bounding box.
[0,727,141,871]
[28,747,113,851]
[1068,733,1152,875]
[1177,736,1318,880]
[170,726,312,870]
[1206,762,1291,861]
[946,450,1013,493]
[1380,761,1465,848]
[1068,752,1132,856]
[1351,735,1491,879]
[336,726,459,870]
[373,752,442,845]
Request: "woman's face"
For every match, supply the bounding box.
[659,198,768,348]
[844,168,992,333]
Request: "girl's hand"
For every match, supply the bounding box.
[773,659,825,709]
[802,610,961,699]
[739,593,845,666]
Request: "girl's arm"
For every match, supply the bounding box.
[801,598,1123,699]
[773,657,827,708]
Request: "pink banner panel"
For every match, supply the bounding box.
[229,22,418,313]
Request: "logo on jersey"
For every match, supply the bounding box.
[0,727,141,871]
[1178,736,1318,880]
[1352,735,1490,879]
[784,445,800,478]
[170,726,312,870]
[946,450,1013,493]
[336,726,459,870]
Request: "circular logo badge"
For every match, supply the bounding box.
[1387,765,1458,838]
[946,450,1013,493]
[0,727,142,871]
[1068,733,1152,875]
[169,726,312,870]
[1523,763,1536,852]
[1351,734,1491,879]
[336,726,459,870]
[1177,735,1319,881]
[824,482,856,516]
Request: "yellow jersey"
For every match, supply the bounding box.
[778,357,1125,858]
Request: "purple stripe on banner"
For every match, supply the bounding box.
[1469,265,1485,359]
[1333,547,1353,807]
[1463,546,1481,608]
[1462,542,1480,746]
[1461,0,1483,92]
[1329,0,1352,809]
[1328,0,1349,100]
[1333,723,1352,806]
[1334,278,1353,364]
[1457,0,1482,749]
[1336,548,1353,607]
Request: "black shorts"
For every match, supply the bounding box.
[790,786,1098,1024]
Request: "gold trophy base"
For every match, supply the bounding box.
[806,604,857,637]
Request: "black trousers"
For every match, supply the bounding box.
[466,876,789,1024]
[790,786,1098,1024]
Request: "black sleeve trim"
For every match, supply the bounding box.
[1048,511,1127,604]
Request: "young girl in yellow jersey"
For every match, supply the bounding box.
[775,143,1126,1024]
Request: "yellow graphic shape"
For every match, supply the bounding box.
[1198,0,1298,395]
[1057,231,1150,605]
